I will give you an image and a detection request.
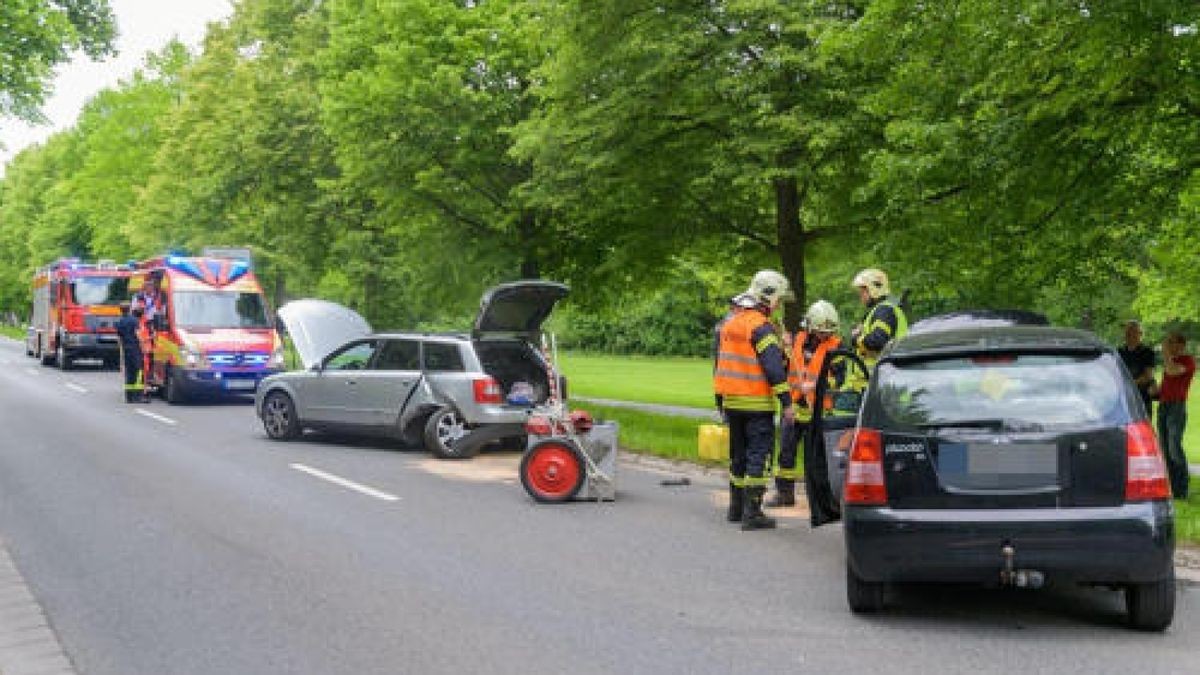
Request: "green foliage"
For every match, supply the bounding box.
[0,0,116,121]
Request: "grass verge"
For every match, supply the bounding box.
[0,325,23,340]
[558,352,713,409]
[581,403,722,466]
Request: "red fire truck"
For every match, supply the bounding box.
[26,258,132,369]
[131,249,284,403]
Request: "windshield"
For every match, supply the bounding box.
[70,276,129,306]
[874,352,1130,430]
[173,290,271,329]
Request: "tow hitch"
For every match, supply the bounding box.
[999,542,1045,589]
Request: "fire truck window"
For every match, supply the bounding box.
[70,277,130,306]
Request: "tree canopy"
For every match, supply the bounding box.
[1,0,1196,352]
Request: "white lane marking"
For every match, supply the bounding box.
[65,383,88,394]
[290,463,400,502]
[135,409,178,426]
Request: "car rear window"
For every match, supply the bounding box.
[873,352,1131,429]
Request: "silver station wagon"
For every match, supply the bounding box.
[256,281,568,459]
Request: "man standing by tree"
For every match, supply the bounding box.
[851,268,908,371]
[1118,320,1157,418]
[714,270,795,530]
[1158,331,1194,500]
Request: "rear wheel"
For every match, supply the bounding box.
[56,341,71,371]
[424,407,476,459]
[262,391,301,440]
[1126,571,1175,632]
[520,439,586,503]
[38,339,54,366]
[846,563,885,613]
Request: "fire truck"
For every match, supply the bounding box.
[131,249,284,403]
[26,258,132,369]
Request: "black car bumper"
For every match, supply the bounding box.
[845,501,1175,585]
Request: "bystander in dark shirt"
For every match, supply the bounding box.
[1119,343,1156,413]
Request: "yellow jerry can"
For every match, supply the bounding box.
[697,424,729,461]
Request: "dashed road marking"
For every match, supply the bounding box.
[65,383,88,394]
[135,409,177,426]
[290,463,400,502]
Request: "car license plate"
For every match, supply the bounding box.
[225,379,257,391]
[939,442,1058,489]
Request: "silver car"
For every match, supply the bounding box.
[255,281,568,459]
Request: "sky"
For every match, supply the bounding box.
[0,0,236,172]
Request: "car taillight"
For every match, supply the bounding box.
[473,377,503,404]
[1125,420,1171,502]
[845,428,887,506]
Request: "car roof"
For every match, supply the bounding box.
[907,309,1049,336]
[371,331,472,342]
[887,325,1110,361]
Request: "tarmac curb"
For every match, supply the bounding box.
[0,537,76,675]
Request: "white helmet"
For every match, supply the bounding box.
[852,268,889,300]
[805,300,840,333]
[746,270,794,306]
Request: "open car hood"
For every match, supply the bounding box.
[472,281,569,340]
[276,299,372,369]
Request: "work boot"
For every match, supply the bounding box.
[726,483,745,523]
[741,486,776,531]
[766,479,796,508]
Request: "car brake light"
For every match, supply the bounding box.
[473,377,503,404]
[845,428,887,506]
[1125,420,1171,501]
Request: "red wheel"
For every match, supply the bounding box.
[520,439,586,503]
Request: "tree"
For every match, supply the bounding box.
[0,0,116,122]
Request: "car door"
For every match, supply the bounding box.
[806,348,870,526]
[353,338,422,429]
[303,339,380,426]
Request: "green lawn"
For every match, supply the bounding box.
[0,325,23,340]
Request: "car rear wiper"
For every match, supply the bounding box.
[917,418,1044,432]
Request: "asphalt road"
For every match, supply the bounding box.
[0,337,1196,675]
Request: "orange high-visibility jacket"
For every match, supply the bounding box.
[714,309,774,398]
[788,332,841,417]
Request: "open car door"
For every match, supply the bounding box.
[804,348,870,527]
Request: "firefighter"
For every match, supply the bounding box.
[713,270,795,530]
[769,300,844,507]
[850,268,908,371]
[115,301,147,403]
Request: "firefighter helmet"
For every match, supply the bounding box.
[746,270,794,306]
[805,300,840,334]
[852,268,890,300]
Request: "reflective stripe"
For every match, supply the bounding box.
[856,299,908,367]
[717,352,760,366]
[754,333,780,353]
[729,474,748,487]
[776,467,802,480]
[788,332,841,409]
[721,394,776,412]
[743,475,771,487]
[713,369,768,383]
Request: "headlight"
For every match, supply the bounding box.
[270,347,285,368]
[181,346,200,367]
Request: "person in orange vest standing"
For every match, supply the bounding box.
[768,300,844,507]
[713,270,795,530]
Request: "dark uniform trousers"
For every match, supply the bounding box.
[121,343,144,402]
[727,410,776,485]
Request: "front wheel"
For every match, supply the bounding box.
[262,391,301,440]
[164,366,185,404]
[520,440,586,503]
[424,407,476,459]
[1126,571,1175,632]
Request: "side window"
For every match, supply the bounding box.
[374,339,420,371]
[423,342,465,372]
[325,340,377,371]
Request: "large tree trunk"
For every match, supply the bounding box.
[775,175,806,333]
[518,211,540,279]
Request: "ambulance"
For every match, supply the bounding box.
[131,249,284,402]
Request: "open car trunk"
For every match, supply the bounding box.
[473,339,556,405]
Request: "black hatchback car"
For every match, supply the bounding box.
[835,324,1175,630]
